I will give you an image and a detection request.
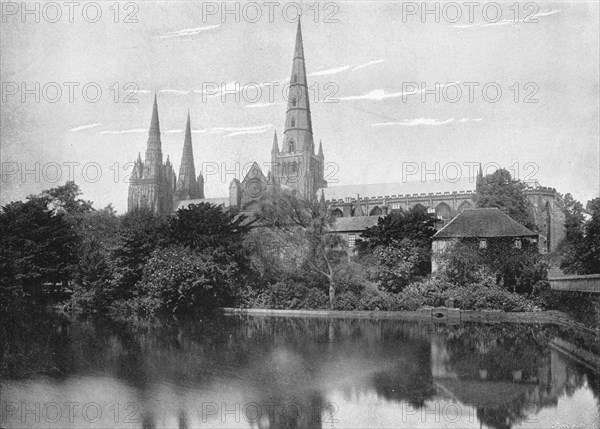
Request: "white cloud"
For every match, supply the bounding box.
[68,123,101,132]
[352,59,387,72]
[243,102,285,109]
[372,117,483,127]
[165,125,271,136]
[225,127,270,137]
[309,66,351,76]
[453,9,560,29]
[371,118,456,127]
[340,82,460,101]
[155,25,220,39]
[98,128,147,135]
[160,89,191,94]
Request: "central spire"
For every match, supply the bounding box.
[143,93,163,180]
[283,17,313,154]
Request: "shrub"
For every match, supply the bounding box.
[243,281,329,310]
[133,245,240,317]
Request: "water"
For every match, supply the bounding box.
[1,314,599,429]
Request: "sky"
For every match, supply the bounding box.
[1,1,599,213]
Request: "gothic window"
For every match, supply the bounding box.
[292,97,297,107]
[291,118,295,127]
[288,140,295,153]
[391,203,401,210]
[293,74,297,83]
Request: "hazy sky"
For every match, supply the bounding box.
[1,1,598,213]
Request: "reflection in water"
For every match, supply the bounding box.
[1,314,599,428]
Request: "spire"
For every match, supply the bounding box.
[283,16,313,153]
[318,140,323,158]
[294,17,304,60]
[271,130,279,153]
[476,162,484,189]
[142,94,163,180]
[149,92,160,135]
[176,111,201,200]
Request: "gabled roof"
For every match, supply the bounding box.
[333,215,381,233]
[433,208,537,239]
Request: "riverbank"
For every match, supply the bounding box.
[222,307,599,334]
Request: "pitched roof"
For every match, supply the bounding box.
[433,208,537,239]
[333,215,381,232]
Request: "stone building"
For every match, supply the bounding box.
[430,207,539,273]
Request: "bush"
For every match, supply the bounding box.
[132,245,240,317]
[243,281,329,310]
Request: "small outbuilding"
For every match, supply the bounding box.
[431,208,538,273]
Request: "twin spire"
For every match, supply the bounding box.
[145,95,203,200]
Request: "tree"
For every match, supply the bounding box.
[475,169,536,230]
[110,208,169,301]
[555,193,585,272]
[37,181,94,216]
[357,205,437,290]
[69,205,120,311]
[0,197,78,308]
[168,202,251,265]
[257,190,343,309]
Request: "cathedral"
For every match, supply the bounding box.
[128,19,325,215]
[127,18,565,254]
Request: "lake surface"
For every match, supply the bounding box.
[1,314,599,429]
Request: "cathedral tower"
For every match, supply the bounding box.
[271,18,326,200]
[127,94,175,214]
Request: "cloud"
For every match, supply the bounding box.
[243,102,285,109]
[164,125,272,137]
[371,118,456,127]
[98,128,147,135]
[155,25,220,39]
[453,9,560,29]
[224,127,270,137]
[371,117,483,127]
[352,59,388,72]
[68,123,101,132]
[340,82,460,101]
[160,89,191,94]
[309,66,351,76]
[533,9,561,18]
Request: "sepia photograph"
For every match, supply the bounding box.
[1,1,599,428]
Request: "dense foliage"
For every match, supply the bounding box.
[557,196,600,274]
[3,180,597,320]
[475,168,536,230]
[357,206,437,291]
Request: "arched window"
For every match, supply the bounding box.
[293,74,297,83]
[292,97,297,107]
[370,206,383,216]
[291,118,295,127]
[288,140,295,153]
[331,208,343,218]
